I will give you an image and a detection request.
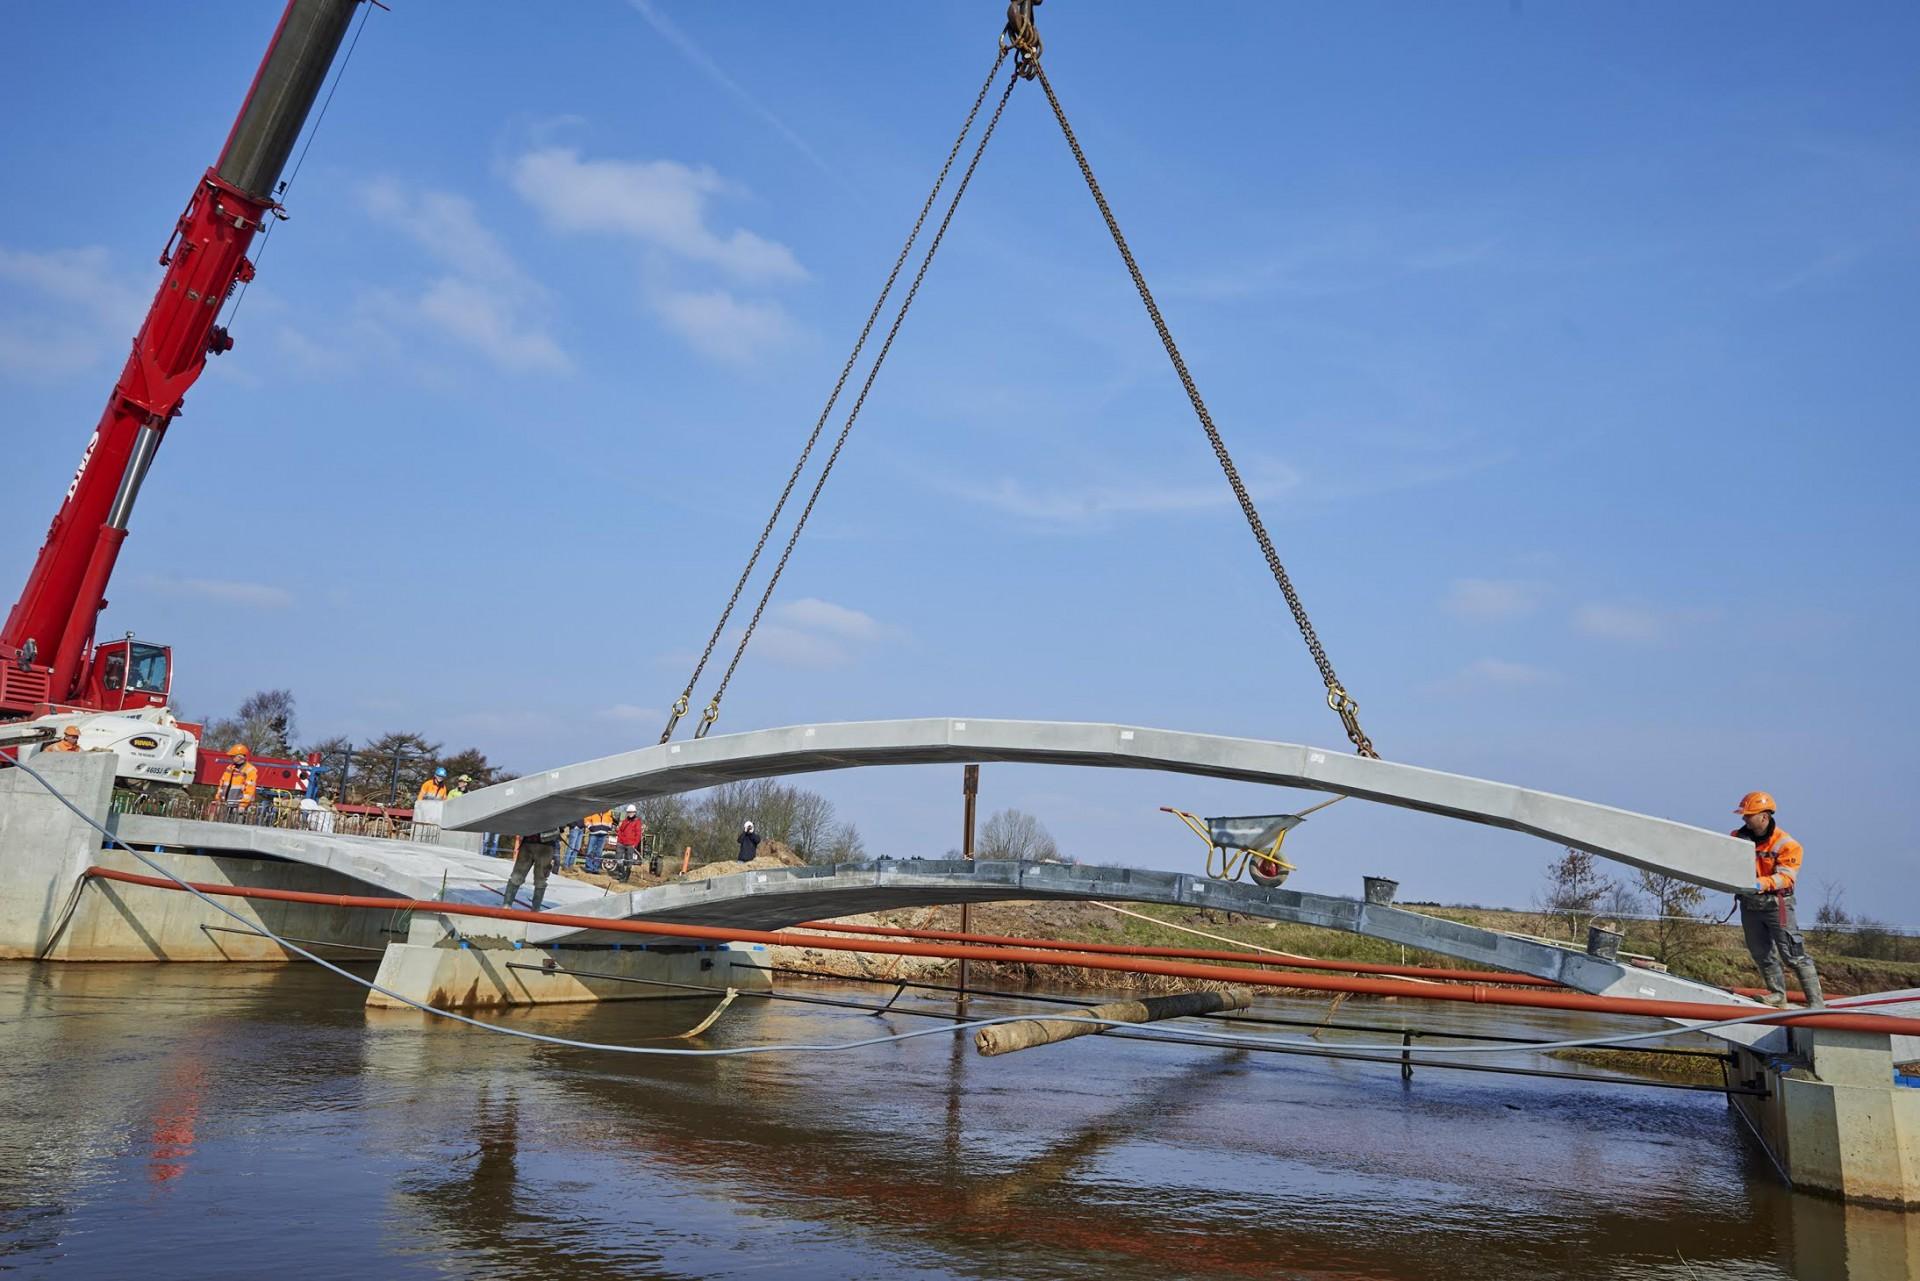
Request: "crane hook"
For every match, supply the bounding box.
[1001,0,1042,78]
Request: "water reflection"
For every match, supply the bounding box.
[1,962,1913,1280]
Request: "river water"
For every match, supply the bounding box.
[0,962,1909,1279]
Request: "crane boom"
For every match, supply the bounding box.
[0,0,361,721]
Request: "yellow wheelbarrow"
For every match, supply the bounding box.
[1160,796,1343,888]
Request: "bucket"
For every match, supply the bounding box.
[1586,924,1623,962]
[1362,876,1398,906]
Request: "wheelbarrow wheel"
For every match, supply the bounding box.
[1249,857,1290,889]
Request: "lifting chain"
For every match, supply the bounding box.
[660,47,1013,744]
[669,56,1022,741]
[1028,56,1380,758]
[668,6,1380,761]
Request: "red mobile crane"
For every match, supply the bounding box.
[0,1,363,784]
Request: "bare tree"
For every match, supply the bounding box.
[1538,848,1611,939]
[1811,880,1851,948]
[204,689,298,758]
[824,821,866,865]
[1633,869,1711,967]
[978,809,1059,862]
[789,790,838,862]
[1601,880,1645,921]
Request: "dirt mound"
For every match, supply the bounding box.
[687,840,808,878]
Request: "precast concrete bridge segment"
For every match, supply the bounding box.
[509,856,1789,1052]
[446,718,1756,892]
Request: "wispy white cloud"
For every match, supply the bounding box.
[359,180,570,374]
[774,598,883,641]
[1433,657,1559,693]
[622,0,836,178]
[730,598,900,669]
[1573,601,1719,645]
[142,575,293,609]
[599,703,664,723]
[513,148,805,284]
[650,288,798,364]
[413,277,569,373]
[752,624,853,670]
[1169,221,1506,303]
[1444,577,1548,622]
[0,245,147,380]
[949,462,1303,529]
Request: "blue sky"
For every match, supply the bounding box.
[4,3,1915,922]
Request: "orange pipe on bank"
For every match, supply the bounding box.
[81,867,1920,1036]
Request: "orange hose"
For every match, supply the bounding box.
[82,867,1920,1035]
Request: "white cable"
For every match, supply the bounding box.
[11,758,1889,1063]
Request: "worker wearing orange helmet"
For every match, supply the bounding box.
[45,725,84,753]
[217,744,258,817]
[1732,790,1823,1008]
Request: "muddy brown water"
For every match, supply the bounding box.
[0,962,1910,1279]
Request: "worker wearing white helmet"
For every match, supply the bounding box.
[736,820,761,864]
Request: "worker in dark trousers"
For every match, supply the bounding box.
[736,820,760,863]
[502,829,558,912]
[1732,791,1824,1008]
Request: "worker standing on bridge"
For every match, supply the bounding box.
[1733,791,1824,1009]
[615,805,645,871]
[736,820,760,863]
[418,767,449,802]
[502,828,557,912]
[584,809,616,870]
[217,745,257,819]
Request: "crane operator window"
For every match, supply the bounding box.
[127,644,169,693]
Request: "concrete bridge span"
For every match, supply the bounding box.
[446,718,1755,892]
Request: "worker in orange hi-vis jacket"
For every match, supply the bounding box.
[217,745,258,818]
[44,725,83,753]
[1732,791,1824,1009]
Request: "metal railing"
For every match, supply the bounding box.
[111,790,433,842]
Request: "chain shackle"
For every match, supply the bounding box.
[1327,686,1378,759]
[659,694,691,744]
[693,700,721,740]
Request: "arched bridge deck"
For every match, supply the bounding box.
[446,718,1754,891]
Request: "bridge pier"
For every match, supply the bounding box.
[366,937,770,1010]
[1731,1027,1920,1207]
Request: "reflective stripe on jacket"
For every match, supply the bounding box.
[219,762,258,805]
[1731,823,1804,893]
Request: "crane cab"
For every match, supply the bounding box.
[85,636,173,713]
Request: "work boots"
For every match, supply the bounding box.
[1792,960,1826,1009]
